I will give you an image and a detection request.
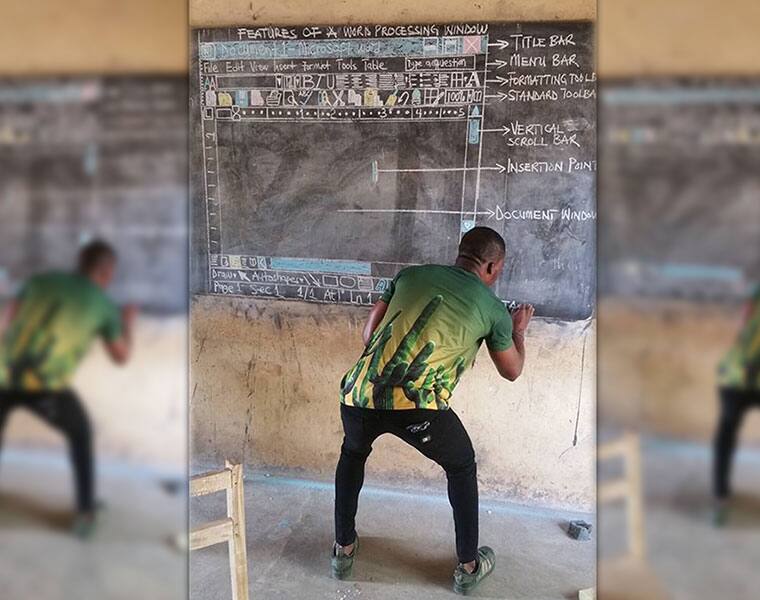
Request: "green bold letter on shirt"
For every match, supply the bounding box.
[0,272,122,391]
[718,284,760,391]
[340,265,513,410]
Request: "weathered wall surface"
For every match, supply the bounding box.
[191,296,596,511]
[190,0,596,28]
[599,298,760,444]
[598,0,760,77]
[0,0,187,76]
[3,317,186,471]
[6,1,760,77]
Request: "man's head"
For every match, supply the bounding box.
[78,239,117,288]
[456,227,506,287]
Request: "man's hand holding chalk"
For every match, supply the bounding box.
[511,303,535,337]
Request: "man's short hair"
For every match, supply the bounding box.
[458,227,506,265]
[78,239,116,273]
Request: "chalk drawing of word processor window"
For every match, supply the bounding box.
[198,29,495,307]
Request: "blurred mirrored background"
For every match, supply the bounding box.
[0,2,188,599]
[2,1,760,599]
[598,1,760,598]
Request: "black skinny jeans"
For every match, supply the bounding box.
[0,389,94,513]
[335,403,479,564]
[714,387,760,499]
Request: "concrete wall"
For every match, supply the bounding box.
[191,296,596,511]
[4,316,186,471]
[0,0,187,76]
[5,1,760,77]
[190,0,595,27]
[599,298,760,445]
[598,0,760,77]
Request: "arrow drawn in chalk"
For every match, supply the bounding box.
[372,164,505,175]
[485,76,510,87]
[369,161,505,184]
[486,59,509,70]
[480,125,510,135]
[337,208,496,218]
[487,39,510,50]
[484,92,509,103]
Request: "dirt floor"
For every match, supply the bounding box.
[599,433,760,600]
[190,470,596,599]
[0,448,186,600]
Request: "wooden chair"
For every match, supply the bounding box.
[597,433,669,600]
[190,461,250,600]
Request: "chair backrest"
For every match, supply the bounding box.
[190,461,249,600]
[598,432,645,560]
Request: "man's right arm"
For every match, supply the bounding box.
[362,272,398,345]
[0,300,19,336]
[104,305,138,365]
[1,277,32,336]
[488,304,534,381]
[362,300,389,346]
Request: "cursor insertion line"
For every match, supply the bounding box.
[370,160,506,182]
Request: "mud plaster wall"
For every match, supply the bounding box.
[190,0,596,29]
[599,298,760,445]
[191,296,596,511]
[7,1,760,77]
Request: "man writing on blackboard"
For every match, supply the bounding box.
[0,240,136,538]
[713,282,760,525]
[332,226,534,594]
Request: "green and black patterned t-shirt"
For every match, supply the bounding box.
[718,284,760,391]
[0,272,122,391]
[340,265,513,410]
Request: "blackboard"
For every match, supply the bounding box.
[599,80,760,301]
[0,77,188,313]
[191,22,596,320]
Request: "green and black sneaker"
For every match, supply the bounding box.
[453,546,496,595]
[71,501,106,541]
[71,511,98,540]
[712,499,730,528]
[331,535,359,580]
